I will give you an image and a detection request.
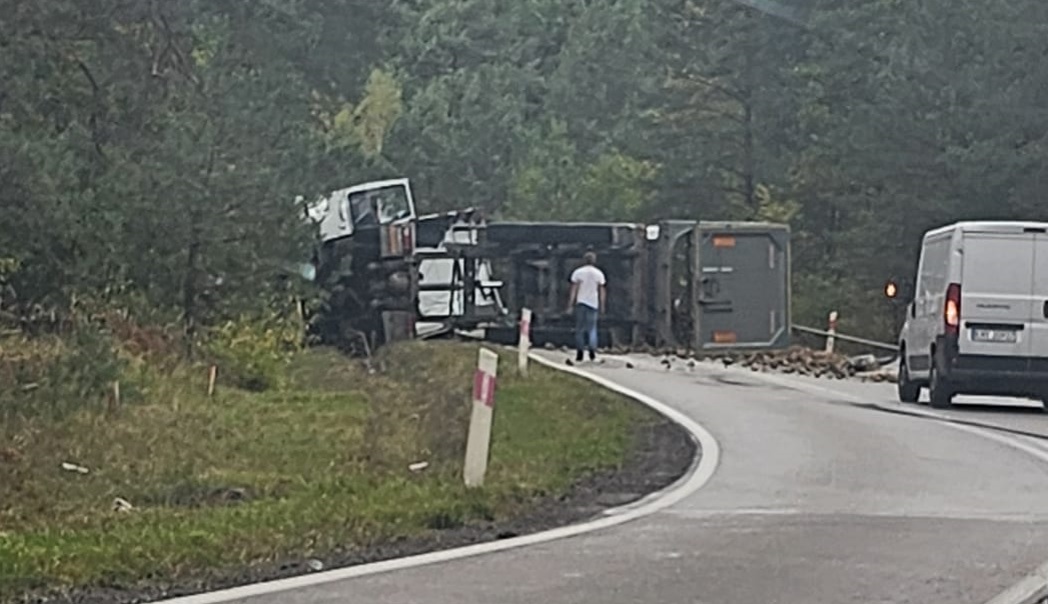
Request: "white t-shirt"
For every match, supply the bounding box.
[571,265,606,309]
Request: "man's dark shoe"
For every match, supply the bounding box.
[588,350,596,361]
[575,351,584,362]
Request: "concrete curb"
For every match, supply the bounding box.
[153,351,720,604]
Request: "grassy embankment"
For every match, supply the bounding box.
[0,340,655,601]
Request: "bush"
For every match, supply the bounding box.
[0,322,129,422]
[204,314,304,392]
[792,272,897,342]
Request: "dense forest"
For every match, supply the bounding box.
[4,0,1048,344]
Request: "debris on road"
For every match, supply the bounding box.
[855,361,900,383]
[113,498,134,513]
[848,354,881,372]
[409,461,430,473]
[578,344,896,382]
[61,462,90,475]
[703,347,896,381]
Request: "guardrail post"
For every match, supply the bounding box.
[464,348,499,488]
[518,308,532,377]
[825,311,839,354]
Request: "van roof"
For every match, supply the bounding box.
[925,220,1048,239]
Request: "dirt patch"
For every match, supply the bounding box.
[28,410,697,604]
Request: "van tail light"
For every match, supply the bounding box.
[944,282,961,335]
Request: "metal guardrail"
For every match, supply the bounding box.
[791,324,898,352]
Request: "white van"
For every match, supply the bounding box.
[897,221,1048,408]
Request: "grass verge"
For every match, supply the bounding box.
[0,341,661,602]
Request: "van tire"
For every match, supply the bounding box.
[928,361,954,409]
[897,360,920,403]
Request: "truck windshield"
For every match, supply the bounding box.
[347,184,412,227]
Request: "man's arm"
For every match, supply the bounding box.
[568,281,579,312]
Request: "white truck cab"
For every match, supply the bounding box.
[305,178,417,244]
[897,221,1048,407]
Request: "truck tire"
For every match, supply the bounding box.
[928,360,954,409]
[897,359,920,404]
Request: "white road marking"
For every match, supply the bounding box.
[662,508,1048,523]
[732,368,1048,468]
[153,352,721,604]
[985,560,1048,604]
[718,364,1048,604]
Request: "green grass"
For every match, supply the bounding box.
[0,342,653,600]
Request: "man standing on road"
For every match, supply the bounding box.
[568,251,606,363]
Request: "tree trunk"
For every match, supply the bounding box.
[182,209,201,359]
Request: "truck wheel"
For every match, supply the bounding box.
[928,361,954,409]
[897,360,920,404]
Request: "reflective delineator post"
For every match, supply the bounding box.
[518,308,532,377]
[825,311,839,354]
[464,348,499,488]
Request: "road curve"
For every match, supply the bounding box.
[170,352,1048,604]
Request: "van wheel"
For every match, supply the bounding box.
[897,361,920,403]
[928,362,954,409]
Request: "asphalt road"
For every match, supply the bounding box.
[194,352,1048,604]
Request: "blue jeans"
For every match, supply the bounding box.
[574,303,599,354]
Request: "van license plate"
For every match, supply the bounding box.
[971,329,1018,343]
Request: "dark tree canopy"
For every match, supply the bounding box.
[2,0,1045,339]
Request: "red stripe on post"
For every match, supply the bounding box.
[472,370,496,407]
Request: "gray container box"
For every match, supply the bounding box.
[691,221,791,351]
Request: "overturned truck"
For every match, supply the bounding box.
[306,179,792,354]
[462,219,792,352]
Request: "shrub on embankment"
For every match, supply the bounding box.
[0,328,650,602]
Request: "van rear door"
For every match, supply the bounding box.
[1030,232,1048,360]
[958,231,1036,358]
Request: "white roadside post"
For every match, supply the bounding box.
[825,311,839,354]
[518,308,532,377]
[464,348,499,488]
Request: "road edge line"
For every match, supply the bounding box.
[154,352,720,604]
[726,366,1048,604]
[984,559,1048,604]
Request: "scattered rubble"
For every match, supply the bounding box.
[705,347,897,381]
[539,342,896,382]
[854,362,900,384]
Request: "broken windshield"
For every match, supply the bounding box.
[347,184,412,227]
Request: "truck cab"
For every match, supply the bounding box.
[305,179,419,349]
[308,178,416,245]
